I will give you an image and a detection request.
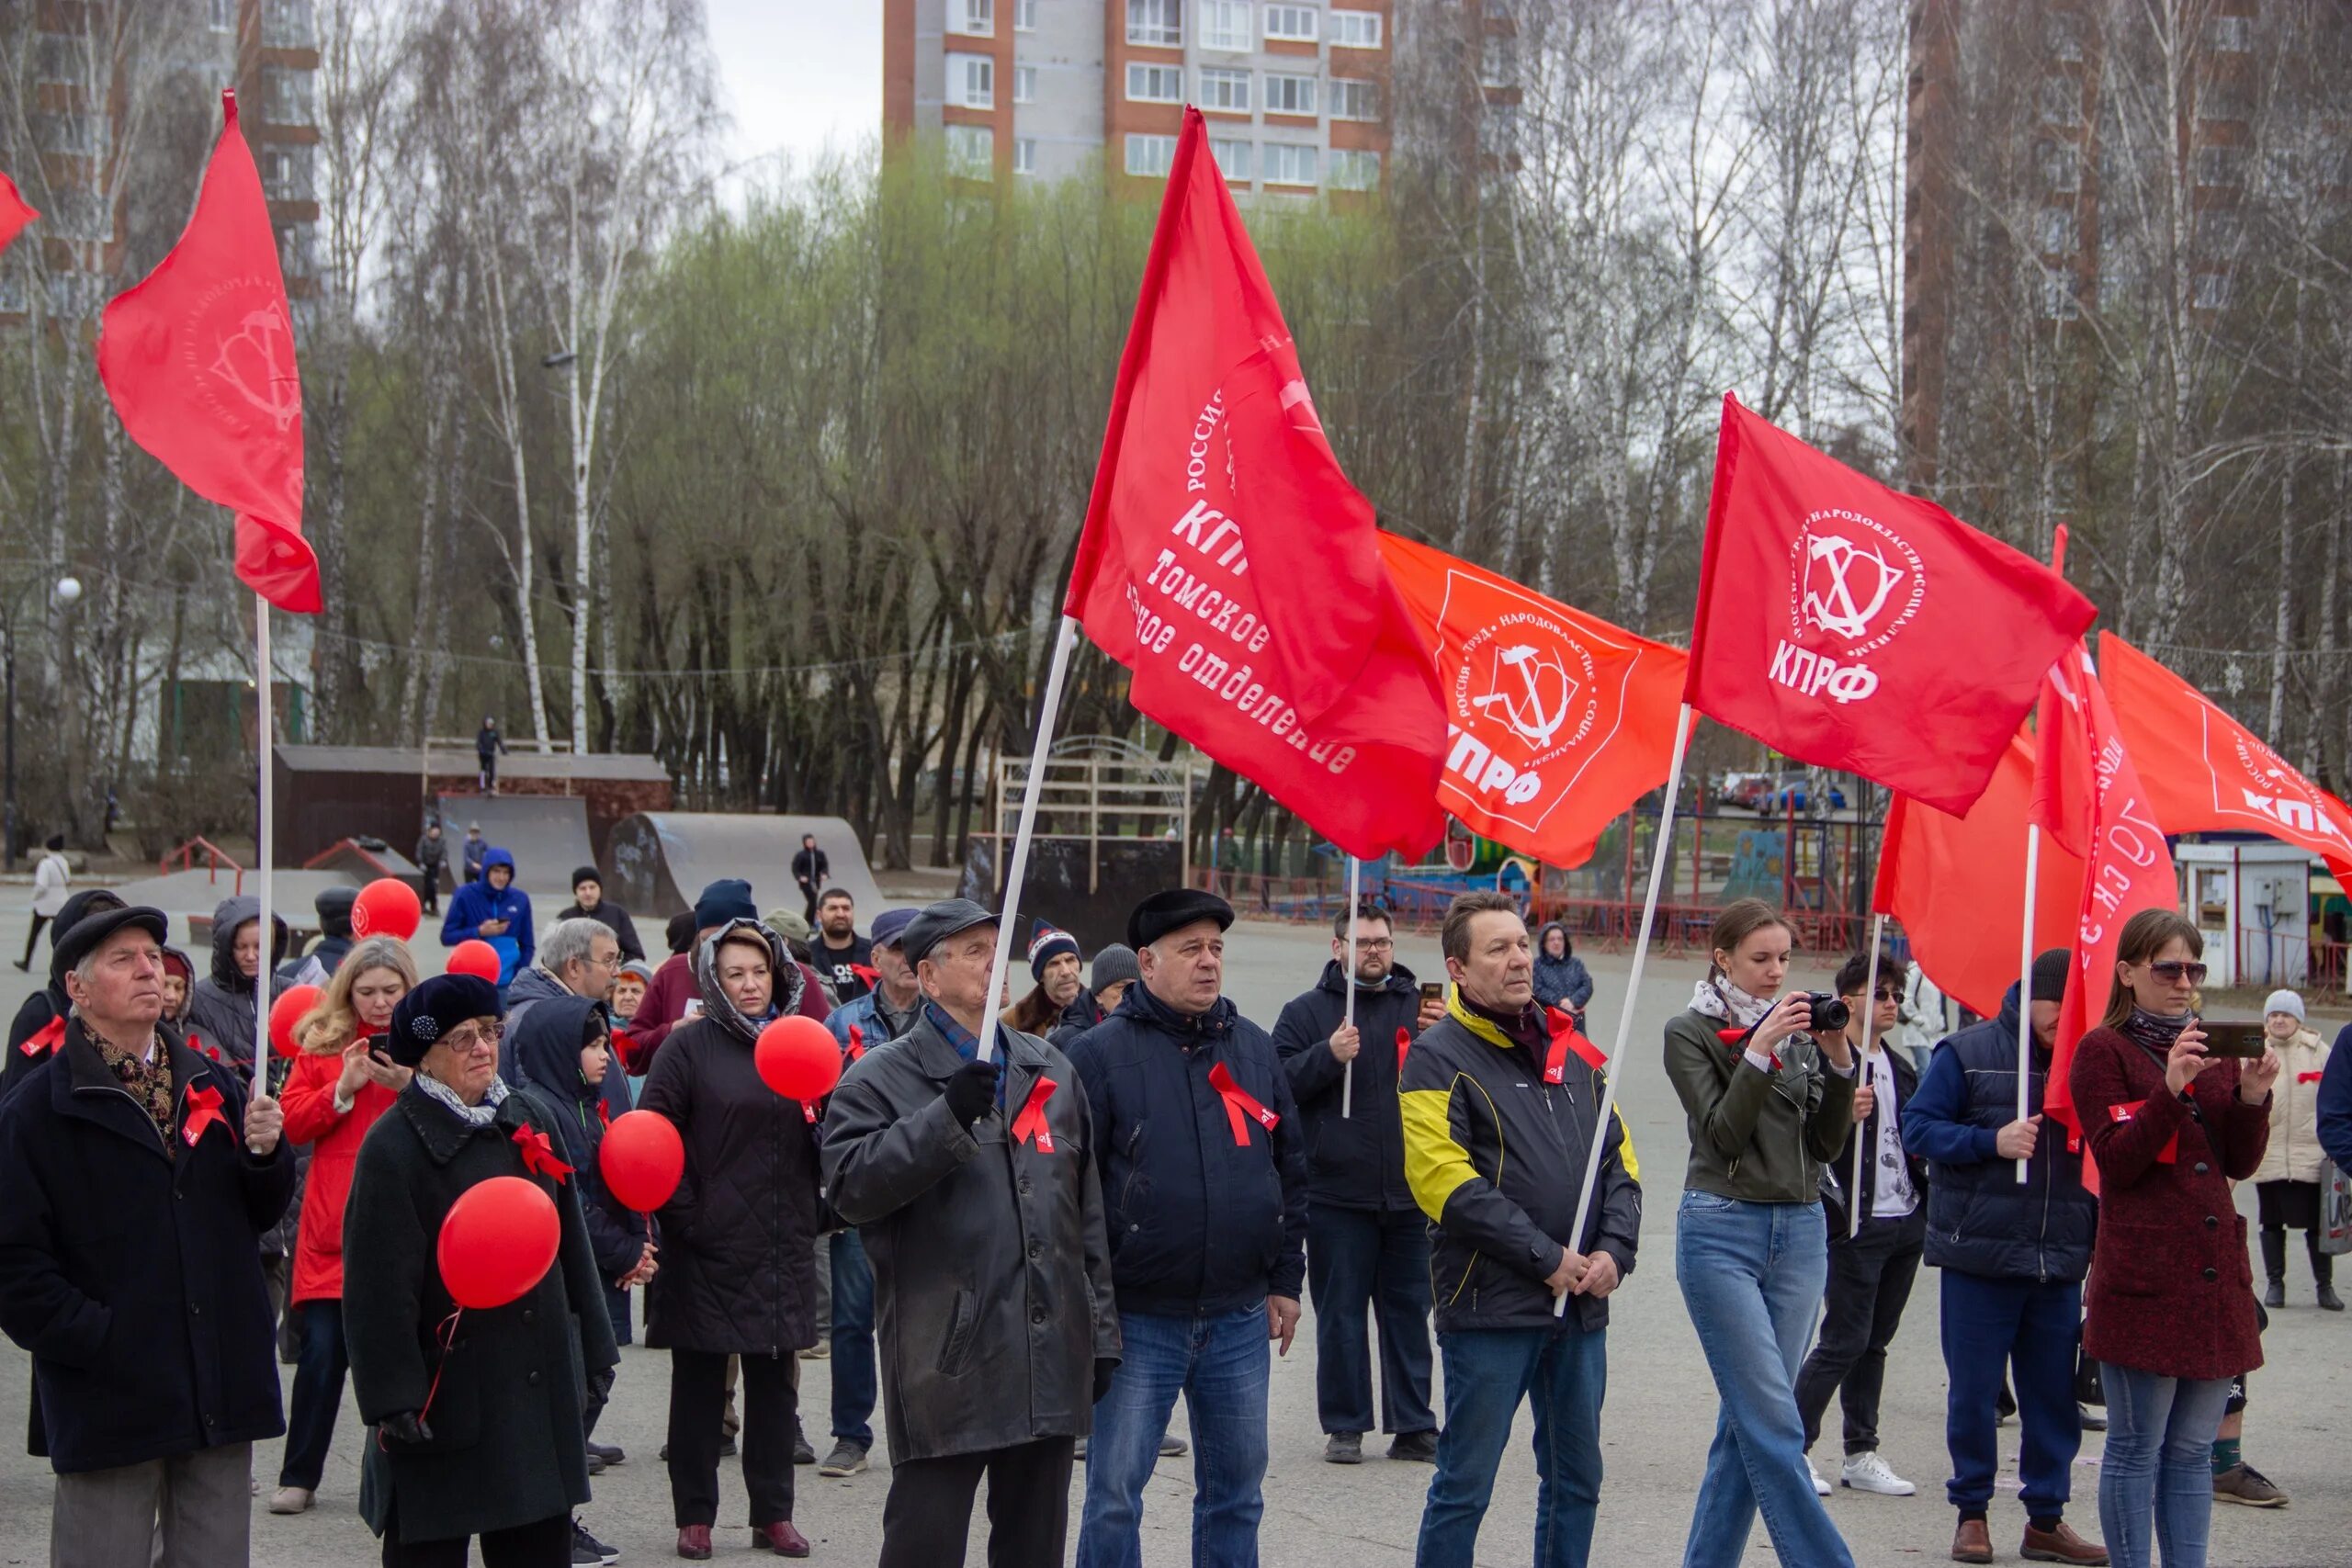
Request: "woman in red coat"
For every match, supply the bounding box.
[267,935,417,1516]
[2070,909,2279,1568]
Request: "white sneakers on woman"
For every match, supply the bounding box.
[1840,1452,1917,1495]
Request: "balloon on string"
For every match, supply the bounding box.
[436,1176,560,1310]
[599,1111,685,1212]
[350,877,423,941]
[447,940,503,983]
[268,984,322,1058]
[754,1015,842,1101]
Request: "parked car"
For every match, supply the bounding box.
[1757,774,1848,814]
[1718,772,1775,810]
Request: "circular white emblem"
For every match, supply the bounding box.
[1788,508,1926,657]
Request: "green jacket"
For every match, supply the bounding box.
[1662,1008,1856,1204]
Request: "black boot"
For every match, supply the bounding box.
[2311,1233,2342,1311]
[2262,1229,2288,1308]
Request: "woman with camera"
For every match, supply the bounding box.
[1662,898,1860,1568]
[2071,910,2278,1568]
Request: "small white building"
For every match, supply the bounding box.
[2176,839,2317,991]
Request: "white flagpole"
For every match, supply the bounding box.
[976,615,1080,1066]
[2015,824,2041,1184]
[1341,854,1360,1119]
[1557,702,1694,1317]
[254,596,273,1074]
[1850,913,1886,1239]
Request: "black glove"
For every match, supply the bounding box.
[1092,1357,1119,1406]
[378,1410,433,1450]
[943,1059,1003,1128]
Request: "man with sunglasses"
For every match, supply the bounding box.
[1272,901,1448,1465]
[1795,953,1930,1500]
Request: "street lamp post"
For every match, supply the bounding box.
[3,575,83,873]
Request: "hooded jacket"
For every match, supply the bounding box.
[438,848,535,986]
[1531,924,1594,1021]
[1271,959,1426,1212]
[554,896,646,965]
[280,888,357,990]
[507,996,643,1286]
[185,895,290,1077]
[2251,1024,2330,1186]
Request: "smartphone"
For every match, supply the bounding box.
[2197,1020,2268,1058]
[1419,981,1444,1005]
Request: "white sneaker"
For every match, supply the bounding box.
[1807,1453,1832,1495]
[1840,1451,1916,1496]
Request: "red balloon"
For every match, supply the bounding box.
[268,984,322,1059]
[754,1015,842,1100]
[447,940,503,983]
[436,1175,560,1310]
[599,1110,685,1212]
[350,877,422,942]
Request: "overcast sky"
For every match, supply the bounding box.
[704,1,885,189]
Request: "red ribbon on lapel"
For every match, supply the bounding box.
[1396,1027,1411,1075]
[851,964,880,988]
[1012,1077,1058,1152]
[2298,1071,2324,1085]
[187,1031,224,1065]
[1715,1026,1779,1071]
[182,1083,227,1147]
[20,1014,64,1057]
[1208,1062,1279,1146]
[1544,1008,1608,1086]
[846,1024,865,1063]
[511,1125,575,1183]
[596,1098,612,1129]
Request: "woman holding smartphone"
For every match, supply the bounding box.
[2070,909,2278,1568]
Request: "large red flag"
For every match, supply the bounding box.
[0,172,37,257]
[1683,396,2095,814]
[96,92,318,614]
[1873,731,2084,1021]
[1066,109,1446,860]
[1378,531,1688,868]
[2099,631,2352,881]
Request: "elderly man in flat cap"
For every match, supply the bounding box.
[0,904,293,1568]
[1068,888,1308,1568]
[820,898,1120,1568]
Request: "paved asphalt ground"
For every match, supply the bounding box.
[1,908,2346,1566]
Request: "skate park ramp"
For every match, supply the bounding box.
[108,869,358,952]
[436,794,595,899]
[605,814,886,925]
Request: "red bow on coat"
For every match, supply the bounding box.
[1207,1062,1279,1147]
[182,1083,228,1147]
[1544,1008,1608,1086]
[511,1125,575,1183]
[845,1025,866,1063]
[1012,1077,1058,1153]
[19,1014,63,1058]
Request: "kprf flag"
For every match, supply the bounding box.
[1067,109,1446,860]
[1683,396,2095,815]
[1379,532,1688,868]
[1872,730,2083,1021]
[0,172,36,257]
[96,91,318,614]
[2034,645,2176,1138]
[2099,631,2352,881]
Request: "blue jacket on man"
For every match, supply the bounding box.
[2318,1022,2352,1171]
[440,846,535,986]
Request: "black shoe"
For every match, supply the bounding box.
[1324,1431,1363,1464]
[2319,1281,2345,1312]
[793,1432,816,1465]
[571,1517,620,1565]
[1388,1429,1440,1462]
[2264,1278,2286,1309]
[587,1449,606,1475]
[587,1439,625,1467]
[9,960,28,973]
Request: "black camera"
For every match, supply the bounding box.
[1803,993,1850,1032]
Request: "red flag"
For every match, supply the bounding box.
[96,91,318,614]
[1378,532,1689,868]
[0,172,38,257]
[2098,632,2352,881]
[1684,396,2095,815]
[1873,731,2084,1020]
[1065,109,1446,860]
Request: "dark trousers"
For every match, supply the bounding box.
[20,911,51,966]
[831,1229,878,1447]
[878,1436,1076,1568]
[668,1347,797,1529]
[1794,1214,1924,1455]
[280,1299,349,1489]
[1940,1270,2082,1518]
[1306,1201,1434,1436]
[380,1508,571,1567]
[478,754,497,793]
[417,869,440,915]
[800,885,820,922]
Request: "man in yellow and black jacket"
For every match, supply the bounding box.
[1399,892,1639,1568]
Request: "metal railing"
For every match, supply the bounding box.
[160,836,244,895]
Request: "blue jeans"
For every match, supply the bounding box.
[830,1229,877,1448]
[1306,1203,1433,1436]
[2098,1363,2232,1568]
[1939,1271,2082,1517]
[1676,1192,1854,1568]
[277,1299,346,1490]
[1415,1325,1606,1568]
[1076,1303,1271,1568]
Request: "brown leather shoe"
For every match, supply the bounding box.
[1951,1517,1994,1564]
[755,1520,812,1557]
[676,1525,713,1562]
[2022,1519,2109,1564]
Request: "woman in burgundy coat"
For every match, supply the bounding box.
[2070,909,2280,1568]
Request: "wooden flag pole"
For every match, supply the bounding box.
[254,596,273,1072]
[976,615,1080,1066]
[1341,854,1360,1119]
[2015,824,2041,1184]
[1556,703,1694,1317]
[1850,913,1886,1238]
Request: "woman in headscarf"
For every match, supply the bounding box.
[342,975,618,1566]
[639,918,822,1560]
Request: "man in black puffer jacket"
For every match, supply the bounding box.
[1272,900,1446,1464]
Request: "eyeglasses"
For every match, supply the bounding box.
[1352,937,1395,952]
[1871,987,1902,1003]
[444,1021,505,1054]
[2148,961,2208,986]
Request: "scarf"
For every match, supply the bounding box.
[1456,988,1548,1054]
[1689,976,1776,1030]
[85,1023,175,1145]
[416,1072,511,1128]
[2120,1006,2191,1058]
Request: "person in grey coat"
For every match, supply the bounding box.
[184,894,288,1077]
[821,897,1121,1568]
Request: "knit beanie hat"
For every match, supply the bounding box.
[695,878,757,931]
[1028,921,1081,983]
[1088,943,1140,993]
[2264,988,2305,1024]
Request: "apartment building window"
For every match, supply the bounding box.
[1263,142,1317,185]
[2034,206,2076,255]
[2043,11,2083,61]
[2208,14,2251,51]
[276,223,318,282]
[1211,138,1251,179]
[1014,138,1038,175]
[208,0,236,31]
[263,64,316,124]
[2195,143,2246,187]
[2197,209,2243,252]
[1014,65,1036,103]
[2036,139,2080,193]
[1125,132,1178,176]
[2198,72,2254,121]
[34,111,108,157]
[1264,73,1317,116]
[46,187,112,242]
[1128,0,1182,46]
[2193,271,2230,310]
[1128,63,1183,103]
[946,124,995,176]
[263,0,318,50]
[952,53,995,109]
[1197,66,1250,111]
[1200,1,1251,51]
[261,145,315,203]
[2039,269,2080,320]
[1329,149,1381,189]
[33,33,94,86]
[1329,78,1377,120]
[1264,5,1317,42]
[1332,9,1382,47]
[2038,75,2079,126]
[952,0,995,37]
[1481,35,1513,87]
[1016,0,1038,28]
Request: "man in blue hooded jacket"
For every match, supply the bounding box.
[441,846,536,987]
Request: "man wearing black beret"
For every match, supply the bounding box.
[1068,887,1308,1568]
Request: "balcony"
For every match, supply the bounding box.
[263,0,318,50]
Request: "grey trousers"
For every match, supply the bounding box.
[51,1441,252,1568]
[811,1236,833,1338]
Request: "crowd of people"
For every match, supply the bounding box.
[1,838,2346,1568]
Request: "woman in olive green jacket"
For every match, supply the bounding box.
[1664,899,1860,1568]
